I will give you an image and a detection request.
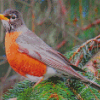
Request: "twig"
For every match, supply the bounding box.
[48,18,83,43]
[69,35,100,60]
[0,56,6,60]
[0,0,4,43]
[0,74,25,94]
[58,0,67,15]
[37,0,51,25]
[30,0,35,32]
[15,0,31,7]
[79,0,83,27]
[0,59,7,66]
[0,66,11,99]
[55,40,67,50]
[82,19,100,30]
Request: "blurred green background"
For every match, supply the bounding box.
[0,0,100,96]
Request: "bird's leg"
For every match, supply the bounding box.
[33,77,44,88]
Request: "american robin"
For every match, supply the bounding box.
[0,9,100,90]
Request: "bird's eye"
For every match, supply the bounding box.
[12,16,16,19]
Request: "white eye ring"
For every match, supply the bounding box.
[10,14,17,20]
[12,16,16,19]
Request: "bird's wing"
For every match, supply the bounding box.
[16,30,100,91]
[16,29,85,76]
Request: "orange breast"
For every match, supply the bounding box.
[5,32,46,77]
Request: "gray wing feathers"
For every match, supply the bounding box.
[16,31,86,79]
[16,30,68,67]
[16,30,82,73]
[16,28,100,90]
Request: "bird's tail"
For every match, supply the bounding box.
[63,66,100,90]
[75,73,100,91]
[69,68,100,90]
[82,78,100,91]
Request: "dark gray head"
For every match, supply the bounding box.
[1,9,25,32]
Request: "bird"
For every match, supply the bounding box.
[0,9,100,90]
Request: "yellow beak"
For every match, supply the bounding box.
[0,14,9,20]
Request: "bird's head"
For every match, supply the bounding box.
[0,9,24,32]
